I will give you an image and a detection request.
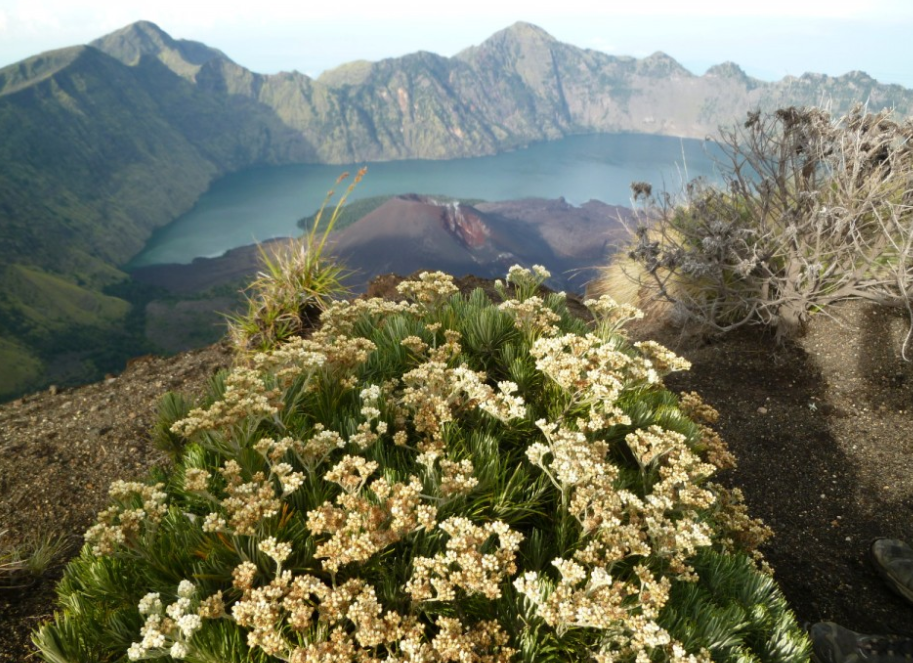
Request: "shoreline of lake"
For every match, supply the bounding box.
[127,133,719,269]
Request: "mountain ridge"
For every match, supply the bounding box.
[89,20,231,77]
[1,20,912,399]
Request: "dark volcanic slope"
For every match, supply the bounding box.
[130,196,631,296]
[328,195,630,292]
[477,198,631,261]
[330,197,478,281]
[129,239,289,295]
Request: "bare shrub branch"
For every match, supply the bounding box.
[622,105,913,347]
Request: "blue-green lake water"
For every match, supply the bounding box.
[129,133,720,267]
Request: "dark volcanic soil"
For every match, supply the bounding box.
[2,282,912,660]
[647,303,913,637]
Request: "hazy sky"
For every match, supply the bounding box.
[1,0,912,88]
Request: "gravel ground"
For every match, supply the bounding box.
[0,343,232,661]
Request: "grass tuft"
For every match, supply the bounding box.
[0,529,66,592]
[226,169,366,352]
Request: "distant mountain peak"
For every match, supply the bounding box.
[485,21,559,49]
[500,22,558,41]
[90,20,230,78]
[705,61,748,79]
[90,21,175,65]
[457,21,557,56]
[637,51,691,77]
[123,20,170,40]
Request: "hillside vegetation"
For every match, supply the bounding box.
[1,19,912,398]
[33,268,809,662]
[0,31,310,398]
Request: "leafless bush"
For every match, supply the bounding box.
[624,105,913,355]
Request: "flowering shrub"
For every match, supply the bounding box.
[35,267,809,662]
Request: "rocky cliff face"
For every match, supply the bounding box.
[438,200,490,249]
[88,21,913,164]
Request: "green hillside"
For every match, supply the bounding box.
[0,36,311,398]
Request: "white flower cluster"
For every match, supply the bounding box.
[406,517,523,602]
[259,536,293,569]
[253,436,307,496]
[516,558,711,663]
[127,581,203,660]
[204,460,283,536]
[396,271,460,307]
[317,297,418,338]
[349,383,389,449]
[399,360,525,462]
[307,461,437,574]
[634,340,692,376]
[584,294,644,336]
[297,425,347,469]
[678,391,737,470]
[252,334,328,388]
[85,481,168,555]
[531,333,636,431]
[310,334,377,373]
[427,617,516,663]
[518,420,722,658]
[100,269,764,662]
[438,458,478,497]
[187,438,314,537]
[183,468,210,493]
[499,296,562,337]
[515,561,667,632]
[170,367,281,437]
[707,482,774,566]
[533,420,718,575]
[529,421,616,492]
[230,557,516,662]
[499,264,551,302]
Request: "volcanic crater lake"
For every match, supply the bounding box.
[128,133,721,268]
